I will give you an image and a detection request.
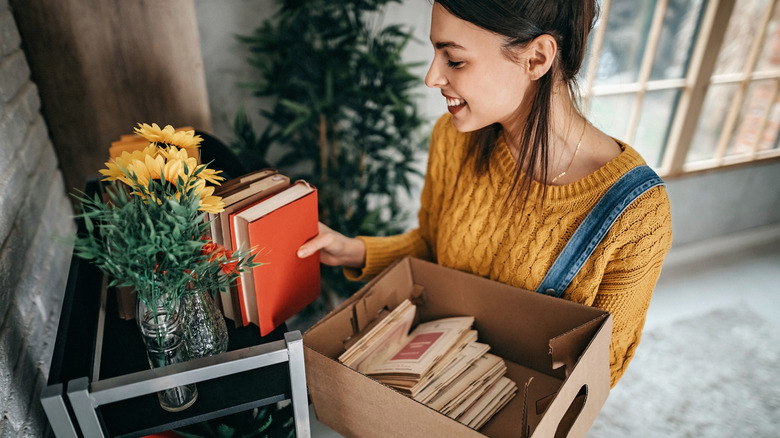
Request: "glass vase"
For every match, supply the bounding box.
[181,288,229,358]
[136,295,198,412]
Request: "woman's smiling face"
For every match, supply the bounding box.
[425,3,535,134]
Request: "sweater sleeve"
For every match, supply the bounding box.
[590,186,673,387]
[344,114,452,281]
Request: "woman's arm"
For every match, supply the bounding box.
[590,187,673,387]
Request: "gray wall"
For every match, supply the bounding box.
[666,161,780,246]
[193,0,780,248]
[0,0,75,436]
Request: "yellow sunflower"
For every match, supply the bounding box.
[134,123,203,149]
[159,145,224,185]
[143,153,167,181]
[99,133,224,213]
[162,156,185,184]
[197,185,225,214]
[99,145,161,182]
[187,179,224,213]
[159,143,190,161]
[196,166,224,185]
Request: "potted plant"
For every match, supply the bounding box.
[72,123,259,411]
[232,0,429,306]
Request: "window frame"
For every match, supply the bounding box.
[580,0,780,179]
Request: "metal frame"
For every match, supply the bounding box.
[40,384,79,438]
[65,331,310,438]
[43,182,312,438]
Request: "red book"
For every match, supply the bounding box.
[232,181,321,335]
[214,171,290,326]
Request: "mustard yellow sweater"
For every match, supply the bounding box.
[346,113,673,386]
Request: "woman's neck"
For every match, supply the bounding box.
[547,87,588,183]
[501,81,586,182]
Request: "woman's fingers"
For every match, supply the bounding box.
[297,222,365,268]
[298,222,337,259]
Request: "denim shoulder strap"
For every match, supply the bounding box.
[536,165,664,298]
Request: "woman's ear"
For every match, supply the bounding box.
[526,34,557,80]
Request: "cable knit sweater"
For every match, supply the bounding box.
[345,113,673,386]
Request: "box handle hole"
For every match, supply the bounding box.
[554,384,588,438]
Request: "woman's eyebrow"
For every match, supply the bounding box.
[433,41,466,50]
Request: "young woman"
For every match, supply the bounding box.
[297,0,673,387]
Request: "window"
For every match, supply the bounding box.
[580,0,780,177]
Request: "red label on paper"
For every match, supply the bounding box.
[391,332,443,361]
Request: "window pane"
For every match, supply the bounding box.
[593,0,657,86]
[649,0,706,80]
[687,83,738,163]
[762,84,780,150]
[635,89,680,166]
[726,80,779,156]
[587,94,636,142]
[756,1,780,72]
[714,0,771,76]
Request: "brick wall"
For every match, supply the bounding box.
[0,0,76,436]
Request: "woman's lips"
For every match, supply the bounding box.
[446,96,466,115]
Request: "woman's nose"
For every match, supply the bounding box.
[425,59,446,88]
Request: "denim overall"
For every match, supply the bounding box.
[536,165,665,298]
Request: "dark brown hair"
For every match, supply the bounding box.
[436,0,598,205]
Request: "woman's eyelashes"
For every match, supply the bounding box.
[447,59,464,69]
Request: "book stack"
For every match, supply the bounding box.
[339,299,517,430]
[208,169,321,336]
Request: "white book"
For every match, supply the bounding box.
[465,377,517,429]
[414,341,490,404]
[363,316,475,380]
[339,299,417,370]
[427,353,504,412]
[383,330,478,396]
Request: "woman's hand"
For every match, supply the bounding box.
[297,222,366,269]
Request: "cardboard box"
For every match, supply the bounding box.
[303,257,613,437]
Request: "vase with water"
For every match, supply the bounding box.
[136,294,198,412]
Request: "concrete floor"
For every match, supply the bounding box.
[643,223,780,332]
[305,223,780,437]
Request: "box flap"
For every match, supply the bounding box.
[527,314,612,437]
[549,313,610,376]
[406,258,607,377]
[352,279,421,334]
[301,300,355,358]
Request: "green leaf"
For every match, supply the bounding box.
[251,411,274,435]
[278,98,312,116]
[216,424,236,438]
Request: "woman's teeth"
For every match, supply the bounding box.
[447,97,465,107]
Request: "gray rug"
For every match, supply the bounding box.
[587,305,780,437]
